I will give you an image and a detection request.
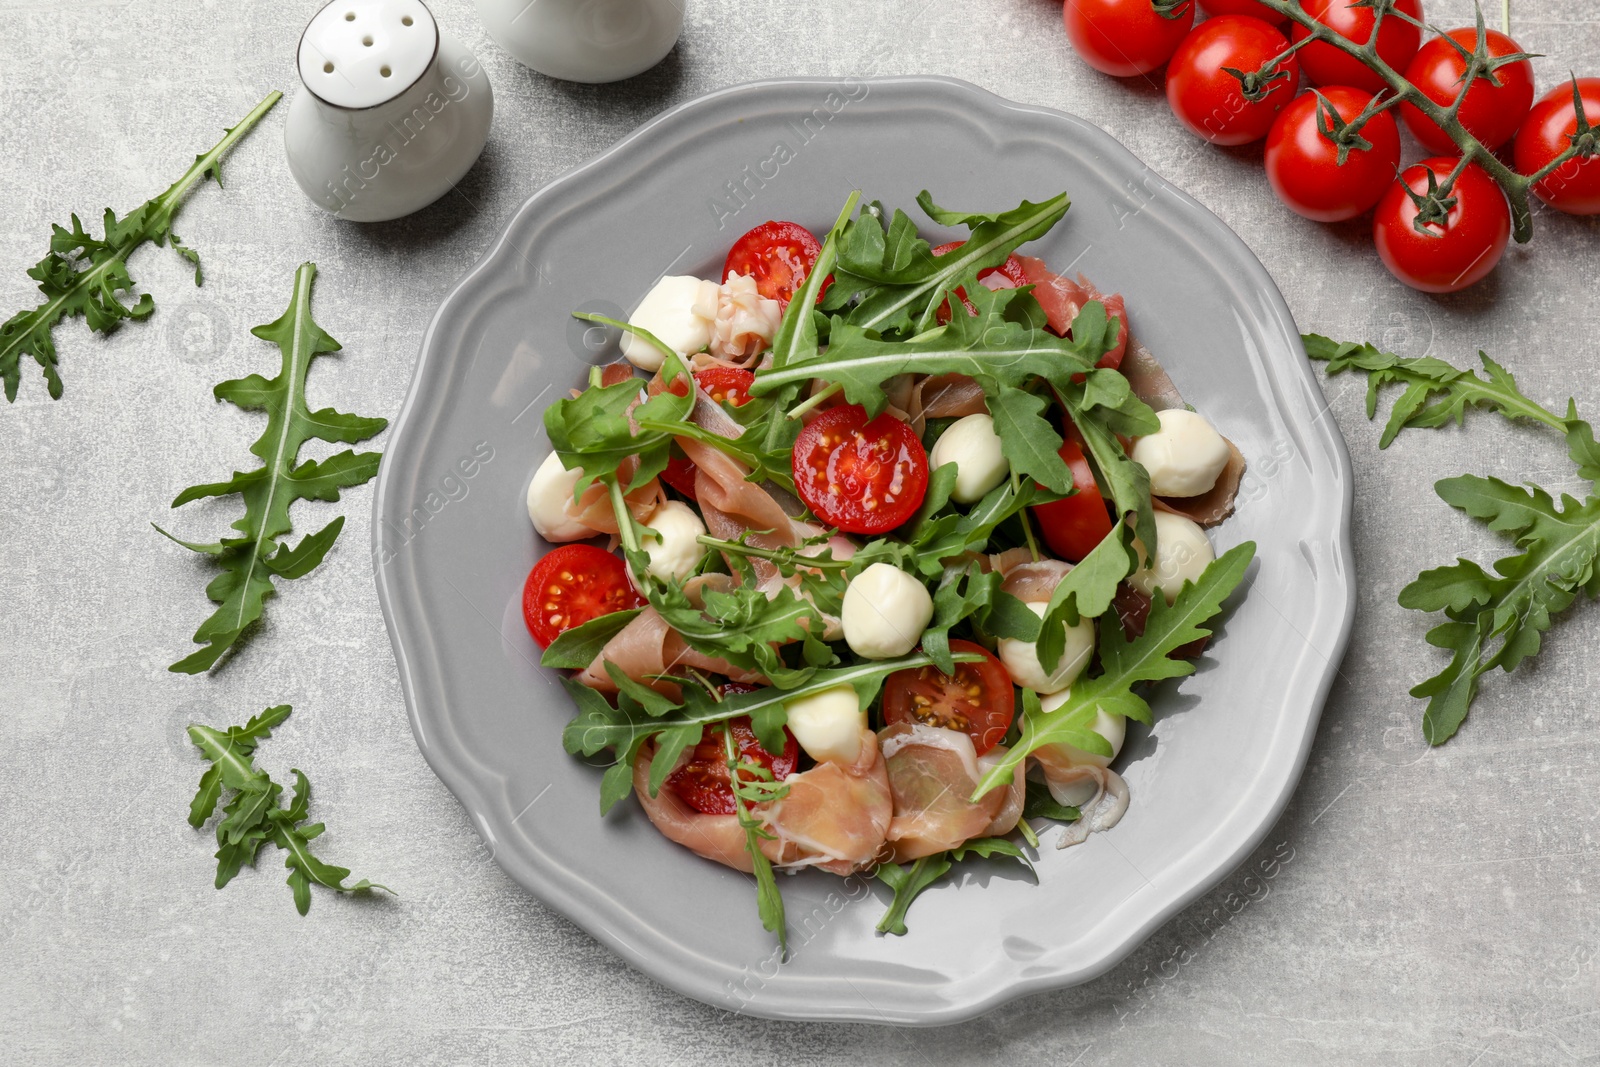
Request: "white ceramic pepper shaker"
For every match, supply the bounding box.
[472,0,683,83]
[284,0,493,222]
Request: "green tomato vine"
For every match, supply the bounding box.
[1231,0,1595,243]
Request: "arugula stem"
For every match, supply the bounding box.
[608,478,642,556]
[786,382,842,420]
[697,534,851,569]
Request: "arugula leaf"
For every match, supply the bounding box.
[974,541,1256,800]
[1303,334,1569,447]
[1399,417,1600,743]
[1036,520,1135,672]
[988,387,1073,494]
[874,854,952,936]
[0,91,281,402]
[1022,778,1081,822]
[874,836,1034,936]
[1056,372,1160,554]
[268,771,390,917]
[921,563,1003,674]
[156,262,387,673]
[718,723,791,955]
[187,705,389,913]
[835,192,1070,336]
[544,363,692,497]
[565,651,983,784]
[540,609,643,669]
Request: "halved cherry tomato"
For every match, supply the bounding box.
[1400,28,1534,153]
[930,241,1028,324]
[1291,0,1424,95]
[659,368,757,501]
[723,220,826,308]
[882,640,1015,755]
[1031,436,1114,562]
[1516,78,1600,216]
[793,404,929,534]
[695,366,756,407]
[666,714,799,815]
[522,544,644,647]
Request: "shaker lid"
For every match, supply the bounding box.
[297,0,439,110]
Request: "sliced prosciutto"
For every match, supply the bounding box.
[1015,255,1129,369]
[878,723,1025,862]
[632,729,891,875]
[577,606,764,699]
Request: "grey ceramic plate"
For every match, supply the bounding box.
[373,75,1355,1026]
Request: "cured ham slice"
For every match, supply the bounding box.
[631,729,892,875]
[577,606,764,698]
[1015,255,1129,368]
[878,723,1025,862]
[1153,438,1245,527]
[999,558,1074,603]
[1118,337,1186,412]
[1029,748,1131,849]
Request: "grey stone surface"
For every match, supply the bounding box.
[0,0,1595,1063]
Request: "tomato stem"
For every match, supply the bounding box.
[1249,0,1581,244]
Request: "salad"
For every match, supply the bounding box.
[523,189,1256,948]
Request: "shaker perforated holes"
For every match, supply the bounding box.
[324,61,335,73]
[402,15,414,25]
[344,11,355,19]
[380,65,392,77]
[363,35,374,46]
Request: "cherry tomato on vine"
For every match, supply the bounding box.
[522,544,644,647]
[1166,15,1301,146]
[1291,0,1423,96]
[1400,28,1534,153]
[882,641,1015,756]
[793,404,929,534]
[1372,157,1510,293]
[666,714,799,816]
[1265,87,1401,221]
[930,241,1027,324]
[722,220,825,308]
[1199,0,1286,23]
[1031,436,1114,561]
[1061,0,1196,79]
[1515,77,1600,216]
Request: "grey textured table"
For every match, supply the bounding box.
[2,1,1597,1064]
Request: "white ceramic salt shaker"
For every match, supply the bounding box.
[472,0,683,83]
[284,0,493,222]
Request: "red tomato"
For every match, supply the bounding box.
[660,452,698,500]
[1031,437,1115,561]
[722,220,825,308]
[1400,29,1534,153]
[1515,78,1600,216]
[666,715,799,816]
[930,241,1028,324]
[1166,16,1301,146]
[1061,0,1196,78]
[1291,0,1423,95]
[695,366,755,407]
[1265,88,1401,221]
[1199,0,1286,23]
[522,544,644,647]
[793,405,929,534]
[1372,158,1510,293]
[882,640,1016,755]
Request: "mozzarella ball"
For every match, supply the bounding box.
[639,500,706,583]
[841,563,934,660]
[928,413,1010,504]
[1131,408,1231,498]
[621,276,719,370]
[783,685,867,765]
[526,452,596,542]
[997,601,1094,695]
[1039,691,1126,769]
[1129,511,1215,605]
